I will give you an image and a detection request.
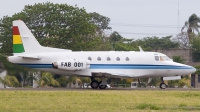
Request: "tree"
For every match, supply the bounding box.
[80,77,90,88]
[18,72,37,87]
[109,31,123,42]
[89,12,111,36]
[172,56,184,63]
[0,2,97,55]
[37,72,60,87]
[66,76,82,88]
[0,75,19,88]
[134,36,179,51]
[190,35,200,62]
[0,55,30,76]
[181,14,200,41]
[0,2,113,86]
[174,32,190,49]
[56,76,69,87]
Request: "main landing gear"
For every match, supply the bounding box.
[90,77,107,89]
[160,77,167,89]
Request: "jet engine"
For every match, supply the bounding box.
[52,59,90,71]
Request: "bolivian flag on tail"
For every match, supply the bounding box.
[12,26,25,53]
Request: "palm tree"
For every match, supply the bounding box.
[20,72,37,87]
[0,75,19,88]
[181,14,200,41]
[37,72,60,87]
[67,76,82,88]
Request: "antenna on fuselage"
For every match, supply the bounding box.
[138,46,144,52]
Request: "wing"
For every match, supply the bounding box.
[92,72,134,78]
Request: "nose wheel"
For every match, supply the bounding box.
[160,83,167,89]
[160,77,167,89]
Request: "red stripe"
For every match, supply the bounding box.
[13,26,20,35]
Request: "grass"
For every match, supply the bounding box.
[0,90,200,112]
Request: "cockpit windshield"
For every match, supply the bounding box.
[155,56,171,61]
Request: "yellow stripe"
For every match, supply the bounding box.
[13,35,22,44]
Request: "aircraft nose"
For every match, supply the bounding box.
[191,66,196,73]
[186,65,196,74]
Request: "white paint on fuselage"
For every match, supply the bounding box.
[8,51,196,78]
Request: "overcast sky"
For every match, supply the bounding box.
[0,0,200,39]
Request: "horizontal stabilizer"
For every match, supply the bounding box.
[18,55,41,60]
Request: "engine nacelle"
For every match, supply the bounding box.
[52,59,90,71]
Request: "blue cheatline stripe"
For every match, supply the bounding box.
[17,64,53,68]
[16,63,194,70]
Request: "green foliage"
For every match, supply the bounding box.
[0,2,97,54]
[109,31,137,51]
[113,42,135,51]
[56,76,68,87]
[182,14,200,41]
[18,72,37,87]
[172,56,184,63]
[0,2,185,87]
[0,75,19,88]
[38,72,60,87]
[190,35,200,62]
[0,55,30,75]
[134,36,179,51]
[89,12,111,34]
[80,77,90,84]
[168,77,190,88]
[109,31,123,42]
[0,2,113,85]
[194,65,200,74]
[148,78,160,86]
[188,14,200,34]
[178,78,189,87]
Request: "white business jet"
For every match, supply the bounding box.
[8,20,196,89]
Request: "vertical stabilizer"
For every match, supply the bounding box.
[12,26,25,53]
[13,20,42,54]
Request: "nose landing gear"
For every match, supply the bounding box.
[160,77,167,89]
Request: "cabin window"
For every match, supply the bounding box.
[155,56,159,61]
[116,57,120,61]
[125,57,129,61]
[107,57,111,61]
[88,57,92,61]
[97,57,101,61]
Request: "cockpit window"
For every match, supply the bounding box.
[155,56,159,61]
[155,55,171,61]
[162,56,171,61]
[160,56,165,61]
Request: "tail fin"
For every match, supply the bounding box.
[12,20,71,54]
[12,20,42,54]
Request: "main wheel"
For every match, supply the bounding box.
[98,81,107,89]
[91,80,99,89]
[160,83,166,89]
